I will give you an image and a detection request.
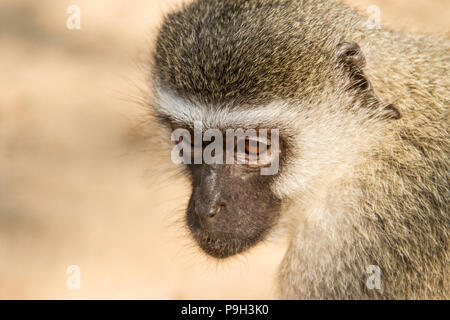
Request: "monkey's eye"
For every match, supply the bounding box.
[236,137,272,166]
[177,132,193,147]
[171,124,199,148]
[178,132,206,152]
[244,139,266,156]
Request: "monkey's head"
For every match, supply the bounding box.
[149,0,401,259]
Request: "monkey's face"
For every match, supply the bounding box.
[166,126,283,259]
[151,0,401,260]
[186,162,282,258]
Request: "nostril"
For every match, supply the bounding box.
[215,202,226,216]
[205,210,216,219]
[199,202,226,220]
[206,203,224,218]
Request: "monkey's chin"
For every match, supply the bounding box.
[191,232,259,259]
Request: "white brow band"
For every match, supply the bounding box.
[154,87,300,129]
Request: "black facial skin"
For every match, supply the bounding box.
[186,162,282,259]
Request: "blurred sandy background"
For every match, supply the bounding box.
[0,0,448,299]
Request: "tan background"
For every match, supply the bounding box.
[0,0,448,299]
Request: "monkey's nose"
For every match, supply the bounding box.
[195,201,225,228]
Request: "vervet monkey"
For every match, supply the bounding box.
[149,0,449,299]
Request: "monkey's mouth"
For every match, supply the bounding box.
[185,195,278,259]
[189,226,262,259]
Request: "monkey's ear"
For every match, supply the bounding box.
[336,41,366,70]
[336,42,401,120]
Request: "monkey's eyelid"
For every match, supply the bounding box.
[239,136,271,146]
[245,142,269,154]
[176,136,201,149]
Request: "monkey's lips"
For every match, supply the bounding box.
[190,231,261,259]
